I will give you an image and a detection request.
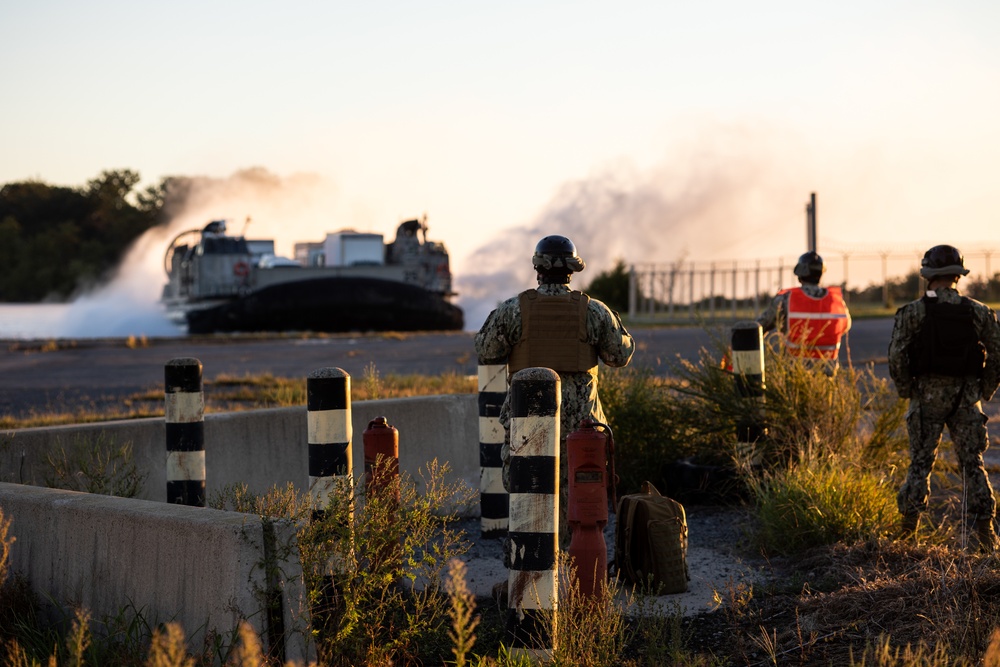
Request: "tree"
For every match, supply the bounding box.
[0,170,163,301]
[87,169,140,212]
[584,259,631,313]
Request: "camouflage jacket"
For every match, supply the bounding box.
[756,282,829,333]
[474,282,635,435]
[888,287,1000,401]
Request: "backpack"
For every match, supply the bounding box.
[613,481,690,594]
[910,296,986,378]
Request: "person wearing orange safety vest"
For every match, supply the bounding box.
[756,251,852,363]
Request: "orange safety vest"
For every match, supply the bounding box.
[780,286,850,359]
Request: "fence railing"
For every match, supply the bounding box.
[627,250,1000,323]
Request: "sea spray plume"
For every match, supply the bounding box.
[55,167,340,337]
[157,167,339,259]
[456,141,807,331]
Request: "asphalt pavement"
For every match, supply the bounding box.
[0,319,895,420]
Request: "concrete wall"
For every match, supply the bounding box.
[0,483,309,661]
[0,394,483,656]
[0,394,480,513]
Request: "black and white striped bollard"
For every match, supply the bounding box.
[307,367,353,636]
[165,357,205,507]
[307,367,353,519]
[478,362,508,538]
[731,321,766,447]
[504,367,560,661]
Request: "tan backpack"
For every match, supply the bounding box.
[613,481,690,594]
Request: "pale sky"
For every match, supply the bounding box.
[2,1,1000,331]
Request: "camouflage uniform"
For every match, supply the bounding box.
[474,282,635,490]
[888,286,1000,519]
[756,282,829,333]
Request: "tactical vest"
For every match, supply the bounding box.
[910,296,986,378]
[507,289,598,373]
[781,286,850,359]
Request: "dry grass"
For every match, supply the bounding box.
[700,538,1000,665]
[0,369,476,430]
[7,339,1000,665]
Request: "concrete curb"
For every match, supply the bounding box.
[0,483,310,661]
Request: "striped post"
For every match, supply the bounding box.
[478,362,509,538]
[307,368,352,636]
[731,321,767,447]
[165,358,205,506]
[504,367,560,661]
[307,368,352,519]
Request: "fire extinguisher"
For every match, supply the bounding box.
[566,417,617,598]
[363,416,402,579]
[363,416,399,502]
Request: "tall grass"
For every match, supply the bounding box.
[212,457,477,667]
[42,434,146,498]
[602,334,909,499]
[747,463,899,555]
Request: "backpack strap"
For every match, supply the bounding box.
[622,497,642,585]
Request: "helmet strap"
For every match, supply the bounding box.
[538,270,572,285]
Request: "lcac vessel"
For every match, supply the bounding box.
[161,217,464,334]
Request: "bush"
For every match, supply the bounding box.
[747,463,899,555]
[603,333,909,498]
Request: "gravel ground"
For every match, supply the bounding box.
[455,504,764,617]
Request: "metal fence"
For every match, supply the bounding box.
[627,249,1000,323]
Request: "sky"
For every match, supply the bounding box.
[2,0,1000,333]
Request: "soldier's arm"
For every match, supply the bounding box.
[887,306,915,399]
[756,294,783,333]
[591,302,635,367]
[977,306,1000,401]
[474,300,519,364]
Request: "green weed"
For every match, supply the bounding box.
[42,433,146,498]
[747,463,899,555]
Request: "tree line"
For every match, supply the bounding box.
[0,169,169,302]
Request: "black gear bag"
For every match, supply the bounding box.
[911,296,986,378]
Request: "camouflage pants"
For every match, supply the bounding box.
[897,397,996,518]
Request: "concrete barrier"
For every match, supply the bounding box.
[0,483,309,661]
[0,394,480,512]
[0,394,482,656]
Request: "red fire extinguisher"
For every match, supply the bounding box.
[363,416,402,578]
[566,418,617,598]
[363,416,399,502]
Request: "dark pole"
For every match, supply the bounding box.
[806,192,817,254]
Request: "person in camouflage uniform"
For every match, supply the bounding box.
[757,251,851,363]
[474,235,635,493]
[888,244,1000,551]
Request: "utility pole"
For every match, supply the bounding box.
[806,192,817,253]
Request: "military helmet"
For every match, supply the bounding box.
[793,251,825,283]
[532,235,586,273]
[920,244,970,279]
